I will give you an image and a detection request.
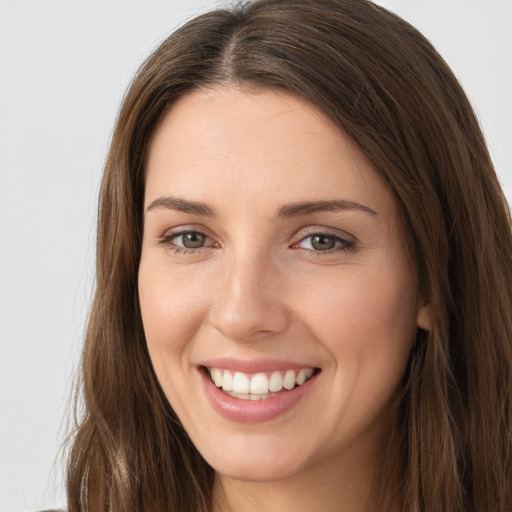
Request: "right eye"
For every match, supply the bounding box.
[159,230,218,253]
[173,231,211,249]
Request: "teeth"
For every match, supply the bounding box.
[297,368,311,385]
[212,368,223,387]
[232,372,250,394]
[227,391,277,400]
[268,371,283,392]
[222,370,233,391]
[207,366,316,398]
[283,369,296,390]
[250,373,269,394]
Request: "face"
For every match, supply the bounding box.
[139,86,429,484]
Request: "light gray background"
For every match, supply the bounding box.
[0,1,510,510]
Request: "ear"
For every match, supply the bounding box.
[416,301,432,331]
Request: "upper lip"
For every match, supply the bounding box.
[198,357,320,374]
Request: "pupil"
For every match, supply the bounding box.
[183,232,205,248]
[311,235,335,251]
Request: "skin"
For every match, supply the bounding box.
[138,86,430,512]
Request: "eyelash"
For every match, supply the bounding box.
[157,229,357,256]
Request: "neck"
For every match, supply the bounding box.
[213,468,370,512]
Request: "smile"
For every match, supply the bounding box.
[207,367,316,400]
[199,362,321,422]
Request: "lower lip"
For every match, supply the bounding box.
[199,368,318,423]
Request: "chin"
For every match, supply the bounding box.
[193,428,318,483]
[209,452,306,483]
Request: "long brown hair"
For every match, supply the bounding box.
[66,1,512,510]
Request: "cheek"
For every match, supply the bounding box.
[138,261,209,372]
[300,267,417,436]
[298,264,417,370]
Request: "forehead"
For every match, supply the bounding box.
[144,86,394,217]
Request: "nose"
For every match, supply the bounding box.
[208,251,290,342]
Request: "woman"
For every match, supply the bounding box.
[66,0,512,511]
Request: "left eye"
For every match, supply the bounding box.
[170,231,213,249]
[296,233,349,251]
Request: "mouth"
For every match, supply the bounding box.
[203,366,319,401]
[199,362,321,423]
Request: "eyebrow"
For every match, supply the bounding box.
[146,196,216,217]
[278,199,377,217]
[145,196,377,218]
